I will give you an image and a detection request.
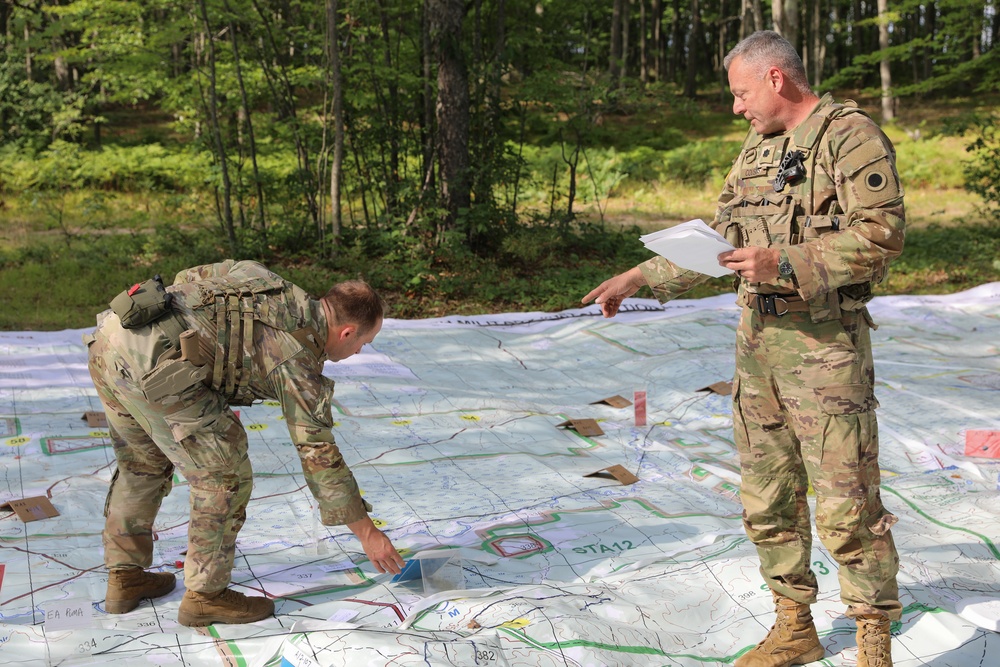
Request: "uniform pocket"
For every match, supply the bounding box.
[813,383,875,415]
[798,214,842,240]
[161,384,246,470]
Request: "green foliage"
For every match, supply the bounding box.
[886,221,1000,293]
[0,142,214,192]
[0,61,68,151]
[962,114,1000,218]
[893,136,966,189]
[660,139,741,186]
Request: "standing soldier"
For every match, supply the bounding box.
[583,31,904,667]
[85,259,404,627]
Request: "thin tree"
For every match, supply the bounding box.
[684,0,702,98]
[877,0,894,121]
[326,0,345,246]
[772,0,799,49]
[429,0,470,234]
[610,0,624,80]
[196,0,237,251]
[224,7,267,240]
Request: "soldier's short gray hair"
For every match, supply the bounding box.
[724,30,813,94]
[323,280,385,333]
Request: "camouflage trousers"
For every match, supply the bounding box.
[87,314,253,594]
[732,306,901,621]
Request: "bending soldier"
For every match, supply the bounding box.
[85,259,404,627]
[583,31,904,667]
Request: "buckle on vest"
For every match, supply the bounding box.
[754,294,789,317]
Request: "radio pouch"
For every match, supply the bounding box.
[110,275,173,329]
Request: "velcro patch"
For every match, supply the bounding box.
[839,135,888,177]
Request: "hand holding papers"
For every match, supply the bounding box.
[640,219,736,278]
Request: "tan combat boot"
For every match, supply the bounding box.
[105,567,177,614]
[177,588,275,627]
[734,595,825,667]
[856,615,892,667]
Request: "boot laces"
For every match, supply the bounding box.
[215,588,248,606]
[859,619,889,667]
[760,601,793,648]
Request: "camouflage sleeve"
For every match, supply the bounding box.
[172,259,237,285]
[638,258,709,302]
[267,353,369,526]
[636,160,739,302]
[784,115,905,301]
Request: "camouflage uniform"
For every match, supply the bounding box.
[638,94,904,620]
[86,260,370,593]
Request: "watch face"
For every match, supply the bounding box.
[779,261,794,276]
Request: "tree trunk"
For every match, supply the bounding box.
[684,0,701,98]
[750,0,763,32]
[669,0,682,82]
[225,11,267,240]
[924,2,935,81]
[652,0,663,81]
[877,0,893,121]
[772,0,799,50]
[24,22,31,81]
[197,0,237,251]
[326,0,344,244]
[620,0,630,87]
[421,0,435,192]
[807,0,824,85]
[429,0,470,230]
[610,0,624,79]
[375,0,400,213]
[640,0,648,84]
[992,1,999,53]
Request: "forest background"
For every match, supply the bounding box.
[1,0,999,329]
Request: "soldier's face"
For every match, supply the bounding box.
[728,57,784,135]
[326,318,382,361]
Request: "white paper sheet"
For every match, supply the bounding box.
[640,218,736,277]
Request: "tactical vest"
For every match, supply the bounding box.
[174,269,326,406]
[717,97,875,322]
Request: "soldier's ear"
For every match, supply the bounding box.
[338,324,358,342]
[765,66,783,91]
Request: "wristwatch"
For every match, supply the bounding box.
[777,250,794,278]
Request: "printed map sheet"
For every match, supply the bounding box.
[2,285,999,666]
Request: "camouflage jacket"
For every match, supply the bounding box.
[169,260,369,526]
[639,93,905,321]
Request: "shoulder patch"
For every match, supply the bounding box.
[850,157,901,208]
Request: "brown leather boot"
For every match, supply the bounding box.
[105,567,177,614]
[856,615,892,667]
[177,588,275,627]
[735,594,825,667]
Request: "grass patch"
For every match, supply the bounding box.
[4,216,995,331]
[884,221,1000,294]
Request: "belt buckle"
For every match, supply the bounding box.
[755,294,789,317]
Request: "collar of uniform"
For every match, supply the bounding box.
[302,298,330,360]
[790,92,834,132]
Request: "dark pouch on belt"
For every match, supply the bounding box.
[140,358,210,404]
[110,276,173,329]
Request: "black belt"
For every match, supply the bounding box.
[746,293,810,317]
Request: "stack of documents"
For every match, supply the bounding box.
[639,219,736,278]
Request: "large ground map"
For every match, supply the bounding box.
[2,285,999,666]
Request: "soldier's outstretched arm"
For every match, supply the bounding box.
[582,267,646,318]
[348,516,404,574]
